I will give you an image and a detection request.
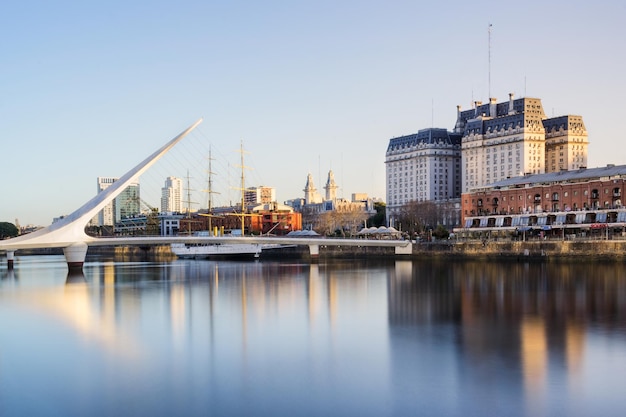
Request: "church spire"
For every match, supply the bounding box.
[324,170,338,201]
[303,173,317,205]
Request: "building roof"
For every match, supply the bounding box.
[387,128,461,153]
[457,97,550,138]
[474,164,626,191]
[542,115,587,134]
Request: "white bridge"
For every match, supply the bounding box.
[1,119,412,270]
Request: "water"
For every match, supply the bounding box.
[1,256,626,417]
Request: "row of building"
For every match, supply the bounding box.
[385,93,626,237]
[89,168,376,237]
[385,94,624,231]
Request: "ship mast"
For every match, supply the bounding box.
[238,141,248,237]
[203,147,219,233]
[183,170,197,234]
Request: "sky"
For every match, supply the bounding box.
[2,0,626,226]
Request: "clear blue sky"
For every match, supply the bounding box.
[2,0,625,226]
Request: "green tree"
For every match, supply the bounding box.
[432,224,450,240]
[367,202,386,227]
[0,222,19,239]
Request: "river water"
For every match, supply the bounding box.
[1,255,625,416]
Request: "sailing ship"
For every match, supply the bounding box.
[171,143,269,260]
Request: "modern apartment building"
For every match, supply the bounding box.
[115,182,140,222]
[95,177,141,225]
[96,177,117,226]
[161,176,183,213]
[244,186,276,206]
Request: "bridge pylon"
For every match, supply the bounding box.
[1,118,203,271]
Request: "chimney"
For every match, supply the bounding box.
[474,101,482,118]
[508,93,515,115]
[454,105,463,133]
[489,97,497,118]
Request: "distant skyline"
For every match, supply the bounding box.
[2,0,626,226]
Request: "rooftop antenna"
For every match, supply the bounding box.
[488,23,492,99]
[318,154,321,200]
[431,98,434,127]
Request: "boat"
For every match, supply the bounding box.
[170,239,294,260]
[170,143,287,260]
[170,241,263,259]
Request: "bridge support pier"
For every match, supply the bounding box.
[6,251,14,270]
[63,242,88,272]
[395,243,413,255]
[308,244,319,262]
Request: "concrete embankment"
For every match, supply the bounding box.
[414,240,626,262]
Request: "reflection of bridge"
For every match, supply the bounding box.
[1,119,411,270]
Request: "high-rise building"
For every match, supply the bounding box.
[454,94,588,193]
[96,177,117,226]
[543,115,588,173]
[161,176,183,213]
[244,186,276,205]
[385,94,589,227]
[95,177,141,226]
[385,128,462,224]
[115,182,140,222]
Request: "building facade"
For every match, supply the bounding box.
[115,182,141,222]
[385,128,462,227]
[459,164,625,237]
[161,176,183,213]
[96,177,117,226]
[250,203,302,235]
[454,94,588,193]
[543,115,588,173]
[244,186,276,205]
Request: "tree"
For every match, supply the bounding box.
[367,202,386,227]
[395,200,457,237]
[0,222,19,239]
[432,224,450,240]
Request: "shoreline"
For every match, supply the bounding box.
[4,239,626,263]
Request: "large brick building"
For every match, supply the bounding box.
[459,165,626,237]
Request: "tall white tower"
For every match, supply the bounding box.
[161,176,183,213]
[324,170,338,201]
[303,173,321,205]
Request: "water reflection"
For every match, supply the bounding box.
[1,257,625,416]
[388,260,626,416]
